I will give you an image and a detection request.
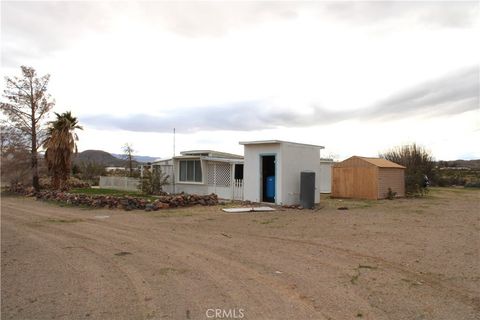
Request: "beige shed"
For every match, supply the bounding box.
[332,156,405,200]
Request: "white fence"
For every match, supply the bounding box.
[99,166,245,201]
[233,179,243,200]
[99,176,140,192]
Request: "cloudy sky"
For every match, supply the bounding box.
[1,1,479,160]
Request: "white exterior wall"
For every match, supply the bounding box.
[243,144,282,204]
[281,143,321,205]
[170,184,232,199]
[320,160,333,193]
[207,186,233,199]
[243,142,321,205]
[172,159,239,200]
[174,183,208,195]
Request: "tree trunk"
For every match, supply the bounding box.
[31,118,40,192]
[30,77,40,192]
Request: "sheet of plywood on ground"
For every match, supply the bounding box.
[378,168,405,198]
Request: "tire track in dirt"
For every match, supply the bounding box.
[163,230,387,319]
[2,204,283,318]
[3,196,479,319]
[1,214,151,320]
[3,199,472,317]
[247,233,480,311]
[2,201,327,319]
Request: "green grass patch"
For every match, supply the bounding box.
[71,187,141,196]
[428,187,479,200]
[70,188,157,200]
[429,187,471,194]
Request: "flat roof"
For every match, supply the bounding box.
[180,150,243,159]
[239,140,324,149]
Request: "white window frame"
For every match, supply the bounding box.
[178,159,203,183]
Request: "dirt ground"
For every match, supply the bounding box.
[1,188,479,320]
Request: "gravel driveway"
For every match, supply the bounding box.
[2,188,479,319]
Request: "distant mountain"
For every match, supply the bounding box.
[111,153,160,164]
[73,150,130,167]
[436,159,480,169]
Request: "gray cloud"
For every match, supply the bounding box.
[1,1,112,67]
[323,2,478,29]
[3,1,477,67]
[82,66,479,133]
[358,66,479,120]
[133,2,479,37]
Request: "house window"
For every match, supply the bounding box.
[234,164,244,180]
[179,160,202,182]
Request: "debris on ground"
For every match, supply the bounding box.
[114,251,132,256]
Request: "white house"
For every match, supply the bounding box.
[114,140,327,205]
[146,150,244,200]
[240,140,324,206]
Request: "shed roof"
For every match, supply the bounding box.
[239,140,324,149]
[351,156,406,168]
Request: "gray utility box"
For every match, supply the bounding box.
[300,171,315,209]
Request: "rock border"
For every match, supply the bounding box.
[7,185,218,211]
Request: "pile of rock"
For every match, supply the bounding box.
[7,184,218,211]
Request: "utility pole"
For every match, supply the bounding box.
[172,128,176,194]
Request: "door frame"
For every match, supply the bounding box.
[259,153,277,203]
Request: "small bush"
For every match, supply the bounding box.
[464,181,480,188]
[380,143,434,197]
[387,187,397,200]
[139,166,169,195]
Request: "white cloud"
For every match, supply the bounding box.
[1,1,479,159]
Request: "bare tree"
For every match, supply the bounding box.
[122,143,135,177]
[0,120,29,156]
[1,66,54,190]
[379,143,434,195]
[1,120,31,185]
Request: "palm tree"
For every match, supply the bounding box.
[43,111,83,190]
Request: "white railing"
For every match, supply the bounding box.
[233,179,244,200]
